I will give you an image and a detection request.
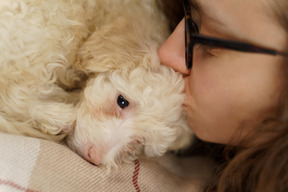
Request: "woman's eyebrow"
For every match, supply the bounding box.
[189,0,203,14]
[190,0,226,29]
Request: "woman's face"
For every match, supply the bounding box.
[158,0,288,144]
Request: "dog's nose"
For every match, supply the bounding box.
[86,146,103,166]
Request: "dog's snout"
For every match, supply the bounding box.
[85,146,103,166]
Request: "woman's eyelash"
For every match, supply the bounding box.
[190,18,218,56]
[196,44,217,56]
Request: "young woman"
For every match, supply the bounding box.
[158,0,288,191]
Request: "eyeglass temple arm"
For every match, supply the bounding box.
[193,34,288,57]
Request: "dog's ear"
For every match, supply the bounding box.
[75,14,169,74]
[75,29,118,73]
[75,17,140,73]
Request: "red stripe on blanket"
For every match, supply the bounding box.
[132,159,141,192]
[0,179,38,192]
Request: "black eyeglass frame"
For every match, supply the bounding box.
[183,0,288,70]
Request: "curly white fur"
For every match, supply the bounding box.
[0,0,193,167]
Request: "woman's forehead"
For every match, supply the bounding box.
[190,0,271,22]
[190,0,275,41]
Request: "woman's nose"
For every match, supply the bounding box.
[158,18,191,75]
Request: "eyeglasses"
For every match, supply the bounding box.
[183,0,288,70]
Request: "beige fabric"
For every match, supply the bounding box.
[0,132,214,192]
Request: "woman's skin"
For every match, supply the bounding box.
[158,0,288,144]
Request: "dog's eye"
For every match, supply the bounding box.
[117,95,129,109]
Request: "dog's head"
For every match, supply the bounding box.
[67,15,192,167]
[68,64,191,167]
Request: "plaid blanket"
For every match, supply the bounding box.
[0,132,214,192]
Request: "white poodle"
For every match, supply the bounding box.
[0,0,192,167]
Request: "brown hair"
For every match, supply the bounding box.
[157,0,184,32]
[158,0,288,191]
[210,123,288,192]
